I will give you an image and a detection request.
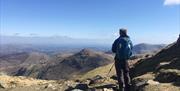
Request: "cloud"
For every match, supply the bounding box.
[164,0,180,6]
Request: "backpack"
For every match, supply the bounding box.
[116,37,132,60]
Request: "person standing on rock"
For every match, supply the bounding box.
[112,28,133,91]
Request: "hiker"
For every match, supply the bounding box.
[112,28,133,91]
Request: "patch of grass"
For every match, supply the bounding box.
[78,63,116,80]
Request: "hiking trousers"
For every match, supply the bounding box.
[115,59,131,91]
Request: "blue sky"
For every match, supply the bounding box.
[0,0,180,44]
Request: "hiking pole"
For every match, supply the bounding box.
[107,62,115,77]
[101,62,115,83]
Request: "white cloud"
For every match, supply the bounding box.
[164,0,180,6]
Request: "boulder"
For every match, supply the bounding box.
[146,80,159,85]
[89,75,104,85]
[0,81,8,89]
[74,83,89,90]
[155,69,180,83]
[103,88,114,91]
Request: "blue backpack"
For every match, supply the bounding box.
[116,37,132,60]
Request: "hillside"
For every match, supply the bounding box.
[38,49,113,80]
[0,48,113,80]
[131,37,180,90]
[132,43,165,54]
[0,52,50,76]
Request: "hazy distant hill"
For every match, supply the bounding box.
[132,43,166,54]
[106,43,166,55]
[1,35,111,47]
[0,43,110,56]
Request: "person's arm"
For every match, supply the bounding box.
[112,39,118,53]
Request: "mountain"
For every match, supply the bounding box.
[0,52,51,77]
[132,43,166,54]
[131,37,180,90]
[38,49,113,80]
[0,48,113,80]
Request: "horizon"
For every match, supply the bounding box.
[0,0,180,44]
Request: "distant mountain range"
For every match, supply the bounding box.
[0,35,111,46]
[132,43,166,54]
[106,43,166,55]
[0,48,113,80]
[1,35,167,55]
[0,42,166,57]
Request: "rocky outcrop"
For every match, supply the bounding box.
[131,37,180,91]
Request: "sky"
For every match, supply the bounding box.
[0,0,180,44]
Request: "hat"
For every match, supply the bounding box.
[119,28,127,35]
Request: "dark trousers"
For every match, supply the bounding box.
[115,59,131,91]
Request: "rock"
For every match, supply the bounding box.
[132,78,148,91]
[75,79,80,83]
[91,84,117,91]
[74,83,89,90]
[147,80,159,85]
[155,69,180,83]
[103,88,114,91]
[94,75,103,80]
[110,75,117,80]
[65,86,74,91]
[89,75,104,85]
[0,81,8,89]
[44,83,56,90]
[81,79,91,85]
[71,89,84,91]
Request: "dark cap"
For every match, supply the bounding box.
[119,28,127,35]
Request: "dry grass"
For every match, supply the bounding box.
[78,63,116,80]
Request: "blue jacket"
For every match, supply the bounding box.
[112,36,133,60]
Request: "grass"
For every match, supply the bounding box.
[78,63,116,80]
